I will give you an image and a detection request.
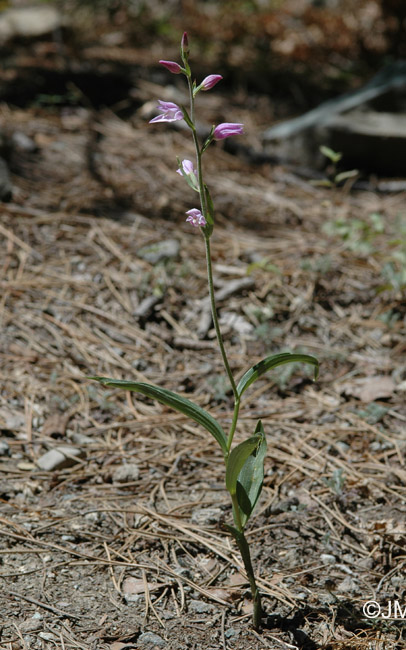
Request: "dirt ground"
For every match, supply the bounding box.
[1,2,406,649]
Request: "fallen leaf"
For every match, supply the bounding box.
[340,376,395,402]
[41,413,70,438]
[122,576,168,595]
[17,462,36,471]
[227,571,246,587]
[205,587,234,603]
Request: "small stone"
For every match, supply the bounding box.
[137,239,180,264]
[68,432,94,445]
[336,575,359,594]
[189,599,215,614]
[20,618,43,632]
[138,632,166,648]
[36,446,84,471]
[112,463,140,483]
[84,512,100,525]
[38,632,58,641]
[191,507,222,526]
[320,553,336,564]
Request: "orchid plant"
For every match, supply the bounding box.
[91,33,319,629]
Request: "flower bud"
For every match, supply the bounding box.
[181,32,189,56]
[201,74,223,91]
[159,60,183,74]
[213,122,244,140]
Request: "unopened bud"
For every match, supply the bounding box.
[181,31,189,58]
[159,60,183,74]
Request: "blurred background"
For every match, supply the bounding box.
[1,0,405,115]
[1,0,405,212]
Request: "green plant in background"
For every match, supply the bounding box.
[380,214,406,294]
[90,33,319,629]
[313,145,358,188]
[323,212,384,256]
[323,468,345,496]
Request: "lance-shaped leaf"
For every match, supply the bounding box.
[180,105,194,129]
[235,420,267,528]
[237,352,319,398]
[89,377,227,455]
[226,435,261,496]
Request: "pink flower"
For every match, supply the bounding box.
[213,123,244,140]
[149,101,184,124]
[177,159,197,177]
[201,74,223,91]
[159,60,183,74]
[186,208,206,227]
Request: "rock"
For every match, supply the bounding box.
[68,432,94,446]
[320,553,336,565]
[137,239,180,264]
[191,507,222,526]
[36,446,84,471]
[112,463,140,483]
[188,599,215,614]
[0,6,63,44]
[20,618,43,632]
[134,294,162,319]
[225,628,239,638]
[336,575,359,594]
[138,632,166,648]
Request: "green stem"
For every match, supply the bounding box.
[232,527,262,629]
[204,236,238,402]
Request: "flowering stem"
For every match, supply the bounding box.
[204,236,239,403]
[186,74,238,404]
[187,78,208,218]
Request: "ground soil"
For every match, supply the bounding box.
[1,3,406,649]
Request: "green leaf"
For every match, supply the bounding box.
[201,126,215,154]
[89,377,228,455]
[226,435,262,496]
[237,352,319,398]
[235,420,267,527]
[180,105,194,129]
[223,522,243,542]
[320,145,342,164]
[334,169,358,184]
